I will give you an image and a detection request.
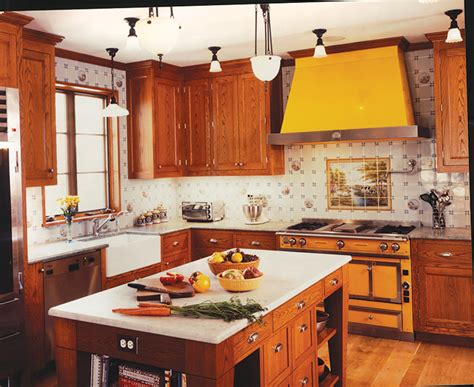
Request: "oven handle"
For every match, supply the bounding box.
[0,331,21,342]
[0,297,19,307]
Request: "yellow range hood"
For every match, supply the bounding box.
[268,46,430,145]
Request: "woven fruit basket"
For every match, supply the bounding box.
[217,273,264,292]
[207,259,260,276]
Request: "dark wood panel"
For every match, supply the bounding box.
[0,24,19,87]
[234,231,276,250]
[192,229,234,250]
[162,230,191,259]
[415,239,471,269]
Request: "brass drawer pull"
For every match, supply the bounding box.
[165,262,170,266]
[172,241,180,247]
[299,324,308,333]
[209,238,218,244]
[437,251,453,257]
[296,300,306,310]
[247,332,259,343]
[274,343,283,353]
[250,241,261,246]
[330,278,339,286]
[300,377,309,385]
[368,314,374,320]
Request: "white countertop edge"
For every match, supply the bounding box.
[28,243,110,264]
[49,255,351,344]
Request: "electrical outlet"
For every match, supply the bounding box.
[117,335,138,354]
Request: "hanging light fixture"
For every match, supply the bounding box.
[135,6,180,67]
[445,9,463,43]
[312,29,327,58]
[103,48,129,118]
[208,46,222,73]
[250,4,281,82]
[123,17,141,52]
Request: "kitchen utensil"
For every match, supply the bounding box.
[317,358,326,378]
[208,258,260,276]
[420,193,433,205]
[217,273,264,292]
[242,204,263,224]
[129,279,195,298]
[136,291,172,304]
[316,310,330,332]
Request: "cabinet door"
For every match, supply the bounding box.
[348,261,370,299]
[0,23,18,87]
[184,79,212,175]
[437,46,469,171]
[212,75,240,172]
[264,327,291,384]
[154,78,181,176]
[417,265,474,332]
[238,73,268,171]
[371,262,400,302]
[21,41,57,186]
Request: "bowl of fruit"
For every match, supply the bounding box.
[207,249,260,276]
[217,267,264,292]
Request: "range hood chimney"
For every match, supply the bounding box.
[268,44,430,145]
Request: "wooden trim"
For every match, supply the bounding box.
[406,41,433,51]
[426,29,465,43]
[42,209,118,228]
[23,28,63,45]
[289,36,410,58]
[56,81,113,96]
[0,11,33,26]
[415,331,474,347]
[55,47,127,71]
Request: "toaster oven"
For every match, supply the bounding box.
[181,201,225,222]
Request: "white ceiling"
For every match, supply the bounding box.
[22,0,465,66]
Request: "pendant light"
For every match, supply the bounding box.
[208,46,222,73]
[123,17,141,52]
[445,9,463,43]
[135,6,180,67]
[250,4,281,82]
[312,29,327,58]
[103,48,129,118]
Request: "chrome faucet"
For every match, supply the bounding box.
[91,212,127,237]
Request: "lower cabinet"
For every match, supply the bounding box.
[161,230,191,270]
[264,327,291,384]
[105,262,162,289]
[293,354,315,387]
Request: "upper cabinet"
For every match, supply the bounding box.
[0,13,32,88]
[427,31,468,172]
[126,61,184,179]
[21,29,63,187]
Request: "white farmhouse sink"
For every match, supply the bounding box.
[85,233,160,277]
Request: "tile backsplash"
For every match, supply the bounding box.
[26,48,470,245]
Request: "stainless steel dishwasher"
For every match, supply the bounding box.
[43,250,102,362]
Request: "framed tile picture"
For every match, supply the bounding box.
[326,158,392,211]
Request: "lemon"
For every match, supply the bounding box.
[210,252,225,263]
[231,252,243,263]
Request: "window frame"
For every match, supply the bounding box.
[42,81,122,227]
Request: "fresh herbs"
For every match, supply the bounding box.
[169,297,267,323]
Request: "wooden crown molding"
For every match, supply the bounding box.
[426,29,465,42]
[289,36,410,59]
[406,41,433,52]
[0,11,33,26]
[23,28,64,45]
[55,48,128,71]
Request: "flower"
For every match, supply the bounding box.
[58,195,80,218]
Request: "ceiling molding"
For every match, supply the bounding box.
[406,41,432,51]
[24,28,64,45]
[55,48,128,71]
[0,12,33,26]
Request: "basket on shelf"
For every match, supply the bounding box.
[217,273,264,292]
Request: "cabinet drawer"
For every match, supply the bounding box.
[273,282,323,331]
[161,231,190,258]
[162,254,187,270]
[264,327,290,384]
[232,314,272,362]
[193,230,234,250]
[324,268,343,297]
[349,307,401,330]
[292,309,314,362]
[416,240,471,269]
[235,232,276,250]
[293,353,314,387]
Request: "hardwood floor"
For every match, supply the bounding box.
[33,334,474,386]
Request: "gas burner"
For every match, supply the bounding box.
[287,221,328,231]
[375,225,416,235]
[331,223,370,234]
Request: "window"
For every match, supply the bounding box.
[44,83,120,222]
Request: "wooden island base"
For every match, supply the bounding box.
[54,266,348,387]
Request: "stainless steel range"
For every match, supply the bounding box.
[278,218,416,340]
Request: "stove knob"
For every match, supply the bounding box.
[282,236,289,244]
[402,281,410,290]
[391,243,400,252]
[379,242,388,252]
[289,238,297,246]
[336,240,345,250]
[299,238,307,247]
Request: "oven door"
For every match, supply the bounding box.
[348,258,402,304]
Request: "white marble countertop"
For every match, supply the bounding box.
[49,249,351,344]
[28,239,110,264]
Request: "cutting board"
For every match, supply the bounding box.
[135,278,195,298]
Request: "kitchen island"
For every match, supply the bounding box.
[50,250,350,386]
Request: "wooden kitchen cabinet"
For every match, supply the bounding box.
[427,31,469,172]
[21,29,63,186]
[161,230,191,270]
[412,239,474,338]
[126,61,184,179]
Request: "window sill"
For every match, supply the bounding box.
[42,212,118,228]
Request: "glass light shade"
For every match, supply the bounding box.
[103,102,129,117]
[250,55,281,82]
[135,16,180,56]
[209,60,222,73]
[313,44,327,58]
[446,27,463,43]
[124,35,142,52]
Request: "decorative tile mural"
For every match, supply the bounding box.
[327,158,391,211]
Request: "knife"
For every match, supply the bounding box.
[128,283,172,304]
[128,282,164,292]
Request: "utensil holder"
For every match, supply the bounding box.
[432,209,446,229]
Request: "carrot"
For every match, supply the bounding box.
[112,307,171,316]
[138,302,170,308]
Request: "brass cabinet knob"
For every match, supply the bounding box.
[247,332,259,343]
[301,377,309,385]
[274,343,283,353]
[172,241,179,247]
[48,168,54,173]
[299,324,308,333]
[296,300,306,310]
[209,238,218,244]
[250,241,261,246]
[330,278,338,286]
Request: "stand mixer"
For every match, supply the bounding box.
[242,194,270,224]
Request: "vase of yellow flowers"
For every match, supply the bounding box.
[58,195,80,243]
